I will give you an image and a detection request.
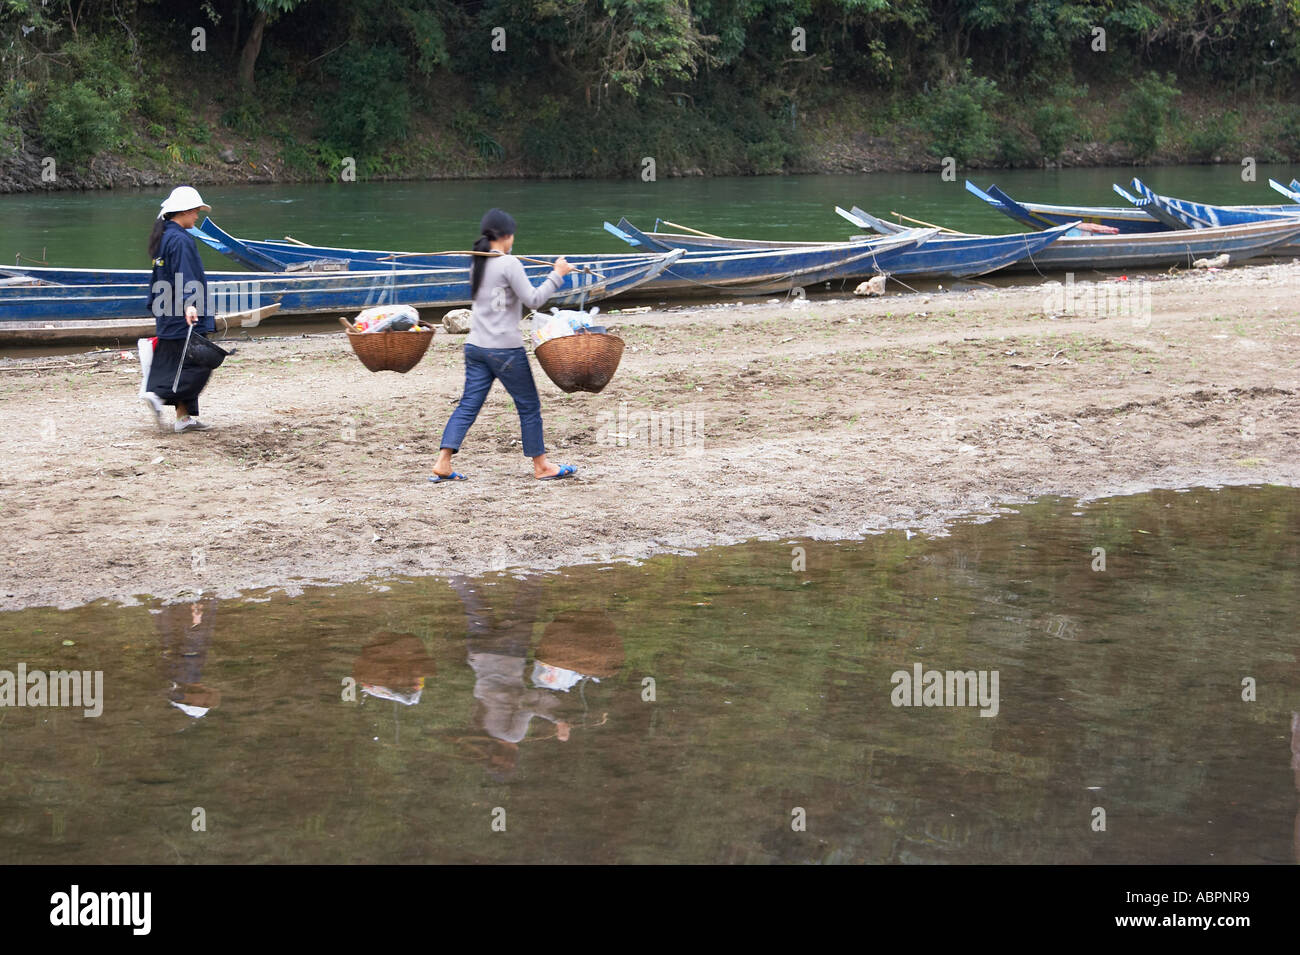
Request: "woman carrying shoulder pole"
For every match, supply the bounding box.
[142,186,216,433]
[430,208,578,483]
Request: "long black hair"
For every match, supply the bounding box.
[147,213,177,260]
[470,208,517,298]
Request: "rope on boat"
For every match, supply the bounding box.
[885,273,920,294]
[1021,232,1045,277]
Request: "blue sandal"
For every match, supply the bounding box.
[428,472,468,483]
[538,464,576,481]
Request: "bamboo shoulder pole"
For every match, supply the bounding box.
[377,249,603,277]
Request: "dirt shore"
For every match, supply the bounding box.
[1,263,1297,612]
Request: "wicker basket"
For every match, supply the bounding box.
[534,332,625,394]
[340,317,435,373]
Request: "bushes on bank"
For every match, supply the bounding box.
[921,72,1001,166]
[318,44,412,155]
[1113,72,1181,161]
[1187,110,1239,161]
[1030,85,1089,161]
[1269,105,1300,161]
[37,37,137,164]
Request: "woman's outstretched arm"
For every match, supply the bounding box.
[502,255,564,310]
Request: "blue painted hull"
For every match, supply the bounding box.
[1124,178,1300,229]
[0,252,680,323]
[822,211,1075,277]
[611,214,1071,279]
[854,201,1300,270]
[601,220,931,291]
[967,181,1167,233]
[970,180,1300,256]
[197,218,930,295]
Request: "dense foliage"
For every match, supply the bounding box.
[3,0,1299,174]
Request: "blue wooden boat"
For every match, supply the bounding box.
[0,251,682,326]
[605,226,930,293]
[194,217,933,295]
[1119,178,1300,230]
[848,203,1300,271]
[966,181,1166,233]
[603,214,1072,279]
[968,179,1300,247]
[828,211,1076,277]
[1267,179,1300,203]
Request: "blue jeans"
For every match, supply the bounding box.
[440,344,546,458]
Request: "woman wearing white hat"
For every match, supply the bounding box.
[141,185,217,432]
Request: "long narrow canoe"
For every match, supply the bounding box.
[966,181,1166,233]
[1120,178,1300,231]
[640,211,1082,279]
[968,178,1300,251]
[615,229,932,293]
[605,215,1073,280]
[0,251,682,323]
[191,217,934,295]
[848,204,1300,271]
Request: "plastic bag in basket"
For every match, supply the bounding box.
[353,304,421,333]
[530,306,601,347]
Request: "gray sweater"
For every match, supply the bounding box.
[466,254,564,349]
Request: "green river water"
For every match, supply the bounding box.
[0,485,1296,864]
[2,164,1298,271]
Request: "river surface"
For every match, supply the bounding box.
[2,164,1298,270]
[0,485,1296,864]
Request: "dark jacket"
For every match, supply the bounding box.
[149,220,215,339]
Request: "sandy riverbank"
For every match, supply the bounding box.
[1,263,1297,611]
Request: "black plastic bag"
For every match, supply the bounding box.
[184,330,230,370]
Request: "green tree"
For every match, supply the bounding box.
[1113,71,1181,161]
[528,0,718,108]
[238,0,310,89]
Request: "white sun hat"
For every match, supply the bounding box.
[158,185,211,218]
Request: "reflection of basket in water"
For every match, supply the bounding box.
[353,631,434,695]
[534,333,624,394]
[340,317,435,373]
[535,611,623,678]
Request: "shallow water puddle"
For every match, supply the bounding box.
[1,485,1297,863]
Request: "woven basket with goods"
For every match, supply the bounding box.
[339,314,435,374]
[534,332,625,394]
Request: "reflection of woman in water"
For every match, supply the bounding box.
[156,598,220,719]
[450,576,571,779]
[448,576,623,780]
